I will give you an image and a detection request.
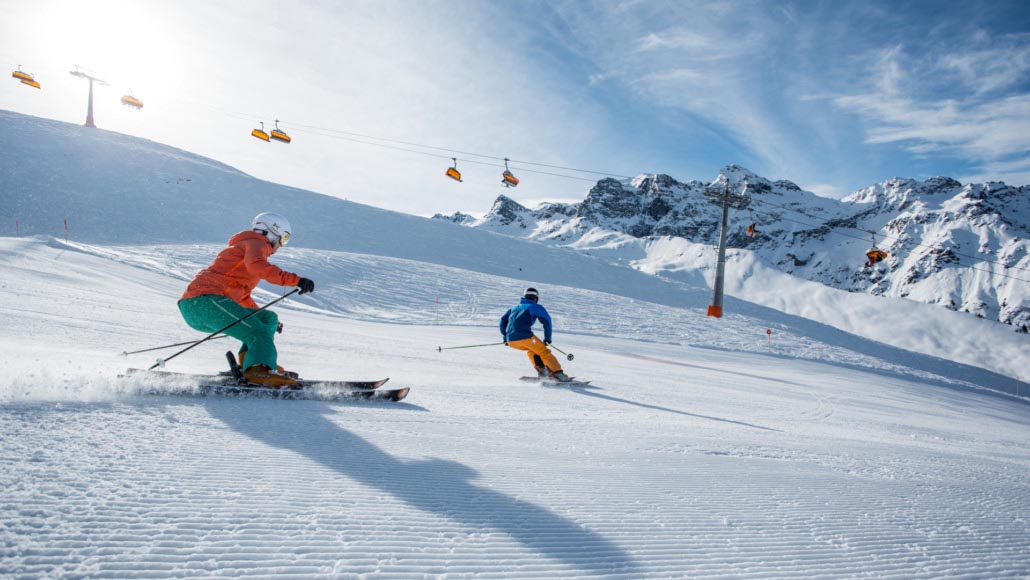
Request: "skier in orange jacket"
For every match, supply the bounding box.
[178,212,315,387]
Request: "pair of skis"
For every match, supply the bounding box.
[124,352,410,402]
[519,376,592,387]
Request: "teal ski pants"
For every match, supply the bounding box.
[178,295,281,371]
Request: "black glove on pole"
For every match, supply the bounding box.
[298,278,315,294]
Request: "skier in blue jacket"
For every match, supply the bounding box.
[499,287,571,381]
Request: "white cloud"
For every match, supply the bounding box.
[836,37,1030,186]
[938,34,1030,95]
[873,45,906,96]
[633,29,713,53]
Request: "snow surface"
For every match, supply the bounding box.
[1,111,1029,578]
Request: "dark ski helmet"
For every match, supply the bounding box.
[524,287,539,301]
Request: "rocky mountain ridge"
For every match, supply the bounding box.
[434,165,1030,332]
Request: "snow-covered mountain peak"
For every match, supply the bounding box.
[716,164,774,191]
[843,176,966,207]
[480,193,535,229]
[440,164,1030,333]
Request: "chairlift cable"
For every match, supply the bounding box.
[44,86,1027,282]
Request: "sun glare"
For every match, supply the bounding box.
[25,0,185,103]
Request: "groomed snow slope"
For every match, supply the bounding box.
[2,109,1027,382]
[1,238,1027,579]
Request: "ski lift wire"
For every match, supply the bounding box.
[105,92,1030,281]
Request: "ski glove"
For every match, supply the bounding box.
[297,278,315,294]
[544,339,552,345]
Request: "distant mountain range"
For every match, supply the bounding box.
[435,165,1030,333]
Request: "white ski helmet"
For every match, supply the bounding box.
[251,212,292,245]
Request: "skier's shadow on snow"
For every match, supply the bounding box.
[207,399,640,576]
[558,384,782,432]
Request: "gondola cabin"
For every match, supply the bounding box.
[13,68,40,89]
[270,120,291,143]
[746,223,757,237]
[446,158,462,182]
[865,249,888,267]
[251,122,270,142]
[121,94,143,109]
[270,128,291,143]
[501,170,520,188]
[501,157,519,187]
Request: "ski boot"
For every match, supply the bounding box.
[550,370,573,383]
[243,365,300,389]
[239,348,299,379]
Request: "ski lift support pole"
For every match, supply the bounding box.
[705,181,749,318]
[69,66,109,128]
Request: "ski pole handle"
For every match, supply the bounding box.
[550,345,575,361]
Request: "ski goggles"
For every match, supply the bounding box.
[278,231,291,246]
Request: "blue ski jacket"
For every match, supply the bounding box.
[500,298,553,342]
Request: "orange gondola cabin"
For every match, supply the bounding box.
[251,122,270,142]
[864,233,888,267]
[270,120,291,143]
[501,157,519,188]
[121,94,143,109]
[865,249,888,267]
[12,68,40,89]
[446,158,462,182]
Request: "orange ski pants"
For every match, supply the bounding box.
[506,336,562,372]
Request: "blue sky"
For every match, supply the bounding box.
[2,0,1028,215]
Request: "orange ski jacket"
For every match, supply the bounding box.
[180,230,301,309]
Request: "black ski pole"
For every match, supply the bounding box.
[121,335,230,356]
[148,289,299,370]
[437,342,506,352]
[550,344,575,361]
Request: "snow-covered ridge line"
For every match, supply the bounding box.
[440,165,1029,332]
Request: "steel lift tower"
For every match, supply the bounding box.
[704,180,750,318]
[69,65,109,128]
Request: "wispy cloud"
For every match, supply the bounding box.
[545,1,1030,191]
[633,29,713,53]
[835,34,1030,186]
[938,34,1030,95]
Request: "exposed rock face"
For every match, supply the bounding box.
[434,166,1030,332]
